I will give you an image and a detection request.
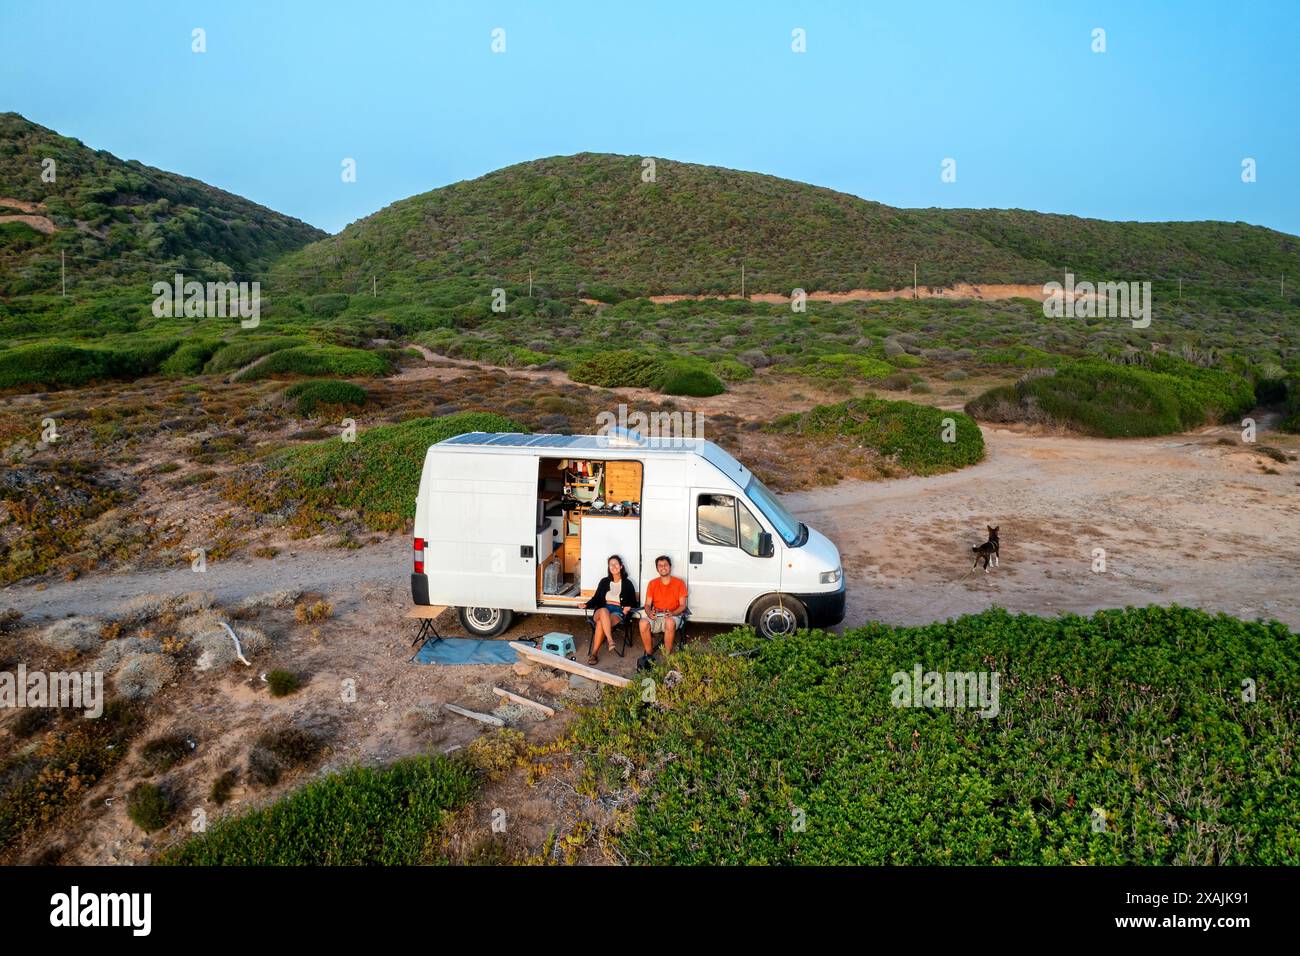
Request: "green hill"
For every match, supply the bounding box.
[0,112,325,297]
[271,152,1300,302]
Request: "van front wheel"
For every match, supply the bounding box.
[749,595,807,639]
[458,606,514,637]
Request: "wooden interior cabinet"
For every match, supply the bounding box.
[603,461,642,504]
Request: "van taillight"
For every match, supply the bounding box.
[413,537,425,574]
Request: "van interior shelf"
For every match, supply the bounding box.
[538,457,643,605]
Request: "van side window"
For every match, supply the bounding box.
[697,494,737,547]
[738,500,764,556]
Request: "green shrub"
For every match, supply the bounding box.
[159,755,477,865]
[799,354,895,381]
[652,361,725,397]
[253,412,525,530]
[233,345,390,382]
[160,339,220,376]
[570,350,661,388]
[773,397,984,474]
[266,669,302,697]
[0,341,180,389]
[574,606,1300,864]
[966,358,1254,437]
[304,293,350,318]
[126,782,171,832]
[982,345,1061,368]
[205,336,306,373]
[210,768,239,806]
[712,358,754,382]
[1282,374,1300,433]
[283,379,368,416]
[887,353,925,368]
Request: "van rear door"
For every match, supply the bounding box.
[685,489,778,622]
[423,451,535,610]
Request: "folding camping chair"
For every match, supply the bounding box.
[584,605,640,659]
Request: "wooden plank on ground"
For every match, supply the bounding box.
[492,686,556,717]
[406,605,449,620]
[443,703,504,726]
[508,641,632,688]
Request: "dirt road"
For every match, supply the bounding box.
[7,424,1297,630]
[786,425,1300,629]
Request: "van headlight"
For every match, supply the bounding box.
[819,568,841,584]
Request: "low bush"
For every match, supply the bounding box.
[247,726,327,787]
[652,360,725,397]
[247,412,524,531]
[0,341,180,389]
[798,353,895,381]
[569,350,661,389]
[126,782,171,832]
[711,358,754,382]
[233,345,389,382]
[139,733,194,773]
[205,336,306,373]
[574,606,1299,864]
[160,339,221,376]
[966,358,1254,437]
[159,755,476,865]
[266,669,302,697]
[283,379,368,416]
[773,397,984,474]
[0,701,143,857]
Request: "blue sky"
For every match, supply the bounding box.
[4,0,1297,235]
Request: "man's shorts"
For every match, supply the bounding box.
[646,613,683,634]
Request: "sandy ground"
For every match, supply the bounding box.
[787,424,1300,629]
[638,282,1066,305]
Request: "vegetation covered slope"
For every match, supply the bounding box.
[0,112,325,296]
[272,152,1300,301]
[575,606,1299,865]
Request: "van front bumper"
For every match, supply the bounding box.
[796,581,846,628]
[411,573,430,606]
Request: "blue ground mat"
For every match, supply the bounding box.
[412,636,519,665]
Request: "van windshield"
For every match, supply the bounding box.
[745,476,805,547]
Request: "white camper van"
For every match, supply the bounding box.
[410,432,845,641]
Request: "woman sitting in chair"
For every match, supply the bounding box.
[584,554,637,664]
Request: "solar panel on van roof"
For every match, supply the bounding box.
[437,432,705,452]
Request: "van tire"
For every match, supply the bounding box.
[458,607,513,637]
[749,595,807,639]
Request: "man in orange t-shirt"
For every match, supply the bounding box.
[639,555,688,655]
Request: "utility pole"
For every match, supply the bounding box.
[913,263,918,300]
[61,250,66,297]
[528,269,533,298]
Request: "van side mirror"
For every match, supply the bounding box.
[758,532,774,557]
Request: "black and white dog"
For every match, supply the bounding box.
[971,525,1000,573]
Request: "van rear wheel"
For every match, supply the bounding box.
[749,595,807,639]
[458,607,513,638]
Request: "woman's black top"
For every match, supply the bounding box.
[585,575,638,610]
